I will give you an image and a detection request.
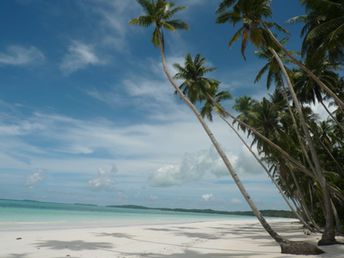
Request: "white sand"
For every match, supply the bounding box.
[1,219,343,258]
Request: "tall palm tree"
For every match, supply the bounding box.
[299,0,344,66]
[174,54,311,228]
[270,48,336,245]
[254,47,317,176]
[216,0,344,112]
[173,52,324,252]
[129,0,323,254]
[234,93,323,232]
[216,0,338,244]
[292,62,344,132]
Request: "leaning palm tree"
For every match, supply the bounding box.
[299,0,344,66]
[254,47,317,177]
[129,0,323,254]
[174,54,313,230]
[216,0,344,112]
[216,0,338,245]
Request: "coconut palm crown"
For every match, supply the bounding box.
[173,54,231,121]
[216,0,287,59]
[129,0,188,48]
[300,0,344,65]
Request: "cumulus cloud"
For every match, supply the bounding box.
[150,145,265,187]
[88,165,118,190]
[150,148,230,187]
[26,169,45,188]
[60,41,104,74]
[0,45,45,66]
[230,198,242,204]
[201,193,214,202]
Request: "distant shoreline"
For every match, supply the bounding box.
[0,198,296,218]
[107,204,296,218]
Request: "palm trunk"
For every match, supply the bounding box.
[290,170,322,232]
[220,115,312,229]
[330,200,342,234]
[270,48,336,245]
[320,99,344,133]
[157,34,324,255]
[279,84,317,176]
[317,135,344,176]
[224,113,314,178]
[263,24,344,112]
[280,175,310,226]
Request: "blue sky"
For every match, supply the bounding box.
[0,0,306,210]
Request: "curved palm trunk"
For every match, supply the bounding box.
[270,48,336,245]
[320,100,344,133]
[224,113,314,178]
[290,170,322,232]
[157,36,324,255]
[278,84,317,176]
[331,200,342,234]
[219,115,312,229]
[316,134,344,176]
[263,25,344,112]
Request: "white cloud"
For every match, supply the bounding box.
[88,165,118,189]
[150,144,266,187]
[308,100,335,121]
[60,41,104,74]
[81,0,139,50]
[85,88,126,108]
[149,165,181,187]
[230,198,242,204]
[0,45,45,66]
[150,148,230,187]
[26,169,45,188]
[201,193,214,201]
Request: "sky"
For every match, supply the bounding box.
[0,0,306,211]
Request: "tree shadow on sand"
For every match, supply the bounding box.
[35,240,113,251]
[145,228,179,232]
[124,250,260,257]
[175,232,219,240]
[96,232,134,238]
[6,254,29,258]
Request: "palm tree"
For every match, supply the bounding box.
[216,0,338,245]
[254,47,318,176]
[174,54,311,228]
[292,62,344,132]
[299,0,344,66]
[271,47,336,245]
[129,0,323,254]
[256,46,344,234]
[172,53,323,252]
[216,0,344,112]
[234,93,323,231]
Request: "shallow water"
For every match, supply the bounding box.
[0,199,256,230]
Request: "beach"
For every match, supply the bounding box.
[1,219,343,258]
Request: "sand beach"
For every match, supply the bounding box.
[1,219,343,258]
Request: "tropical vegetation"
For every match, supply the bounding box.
[129,0,343,255]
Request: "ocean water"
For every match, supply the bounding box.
[0,199,256,231]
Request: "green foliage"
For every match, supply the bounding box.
[129,0,188,47]
[173,54,231,121]
[130,0,344,234]
[300,0,344,65]
[216,0,286,59]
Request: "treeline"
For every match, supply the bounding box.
[129,0,344,254]
[108,205,296,218]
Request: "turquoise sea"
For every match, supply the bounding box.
[0,199,256,231]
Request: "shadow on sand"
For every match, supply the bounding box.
[35,240,113,251]
[123,249,259,258]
